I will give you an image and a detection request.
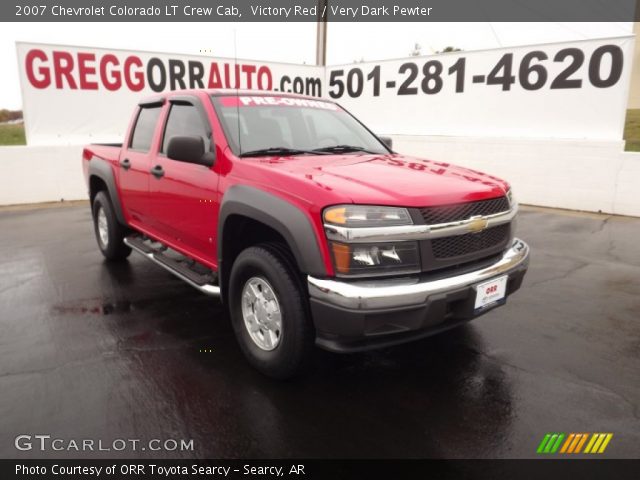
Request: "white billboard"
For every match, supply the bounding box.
[16,36,635,145]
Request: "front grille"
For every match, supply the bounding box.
[420,196,509,225]
[432,224,510,259]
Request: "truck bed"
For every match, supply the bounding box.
[82,143,122,184]
[83,144,121,162]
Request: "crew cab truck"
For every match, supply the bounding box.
[83,90,529,379]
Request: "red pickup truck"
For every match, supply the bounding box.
[83,90,529,378]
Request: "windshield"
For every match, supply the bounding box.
[211,95,390,157]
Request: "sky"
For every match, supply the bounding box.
[0,21,633,109]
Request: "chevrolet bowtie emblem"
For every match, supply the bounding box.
[467,216,489,233]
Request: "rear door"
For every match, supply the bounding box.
[118,100,163,225]
[149,95,220,266]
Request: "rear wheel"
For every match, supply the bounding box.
[92,191,131,261]
[229,244,314,379]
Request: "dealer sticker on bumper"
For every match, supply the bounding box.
[474,275,508,310]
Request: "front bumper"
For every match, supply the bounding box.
[308,238,530,352]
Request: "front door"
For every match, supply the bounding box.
[149,97,219,267]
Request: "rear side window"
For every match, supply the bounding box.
[129,106,161,152]
[162,104,210,154]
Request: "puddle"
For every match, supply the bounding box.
[52,299,133,316]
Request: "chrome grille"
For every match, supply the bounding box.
[420,196,510,225]
[432,224,510,259]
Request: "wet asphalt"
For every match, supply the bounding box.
[0,204,638,459]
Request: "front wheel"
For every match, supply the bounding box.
[229,244,314,379]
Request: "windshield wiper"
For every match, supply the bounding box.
[312,145,378,154]
[240,147,325,158]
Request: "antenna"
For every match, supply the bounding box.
[234,28,242,155]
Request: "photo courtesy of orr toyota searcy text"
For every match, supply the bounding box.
[16,464,297,476]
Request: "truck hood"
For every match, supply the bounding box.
[241,153,509,207]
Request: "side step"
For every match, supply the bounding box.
[124,236,220,297]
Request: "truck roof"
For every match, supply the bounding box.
[209,89,316,99]
[138,89,323,106]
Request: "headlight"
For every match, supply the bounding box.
[324,205,420,277]
[324,205,412,227]
[329,241,421,277]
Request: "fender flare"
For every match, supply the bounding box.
[218,185,327,279]
[88,157,127,225]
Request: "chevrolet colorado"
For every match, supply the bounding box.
[82,90,529,378]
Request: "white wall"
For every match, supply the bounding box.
[0,145,86,205]
[0,141,638,217]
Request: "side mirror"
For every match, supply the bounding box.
[167,136,214,167]
[379,136,393,150]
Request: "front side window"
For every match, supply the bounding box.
[162,103,210,154]
[212,95,389,157]
[129,106,161,152]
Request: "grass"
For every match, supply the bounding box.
[624,109,640,152]
[0,123,26,145]
[0,111,638,150]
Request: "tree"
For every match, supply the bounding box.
[436,46,462,54]
[0,109,23,123]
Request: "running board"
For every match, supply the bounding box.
[124,236,220,297]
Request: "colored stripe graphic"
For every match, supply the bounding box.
[560,433,575,453]
[598,434,613,453]
[537,433,565,453]
[585,433,614,454]
[550,433,565,453]
[568,433,582,453]
[584,433,599,453]
[538,433,613,454]
[574,433,589,453]
[537,434,552,453]
[544,434,558,453]
[592,434,606,453]
[567,433,583,453]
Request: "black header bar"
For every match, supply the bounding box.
[3,0,640,22]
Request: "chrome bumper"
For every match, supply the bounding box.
[308,238,530,310]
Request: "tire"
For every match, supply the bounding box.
[229,244,314,379]
[92,191,131,261]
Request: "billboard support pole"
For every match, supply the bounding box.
[628,19,640,109]
[316,0,328,66]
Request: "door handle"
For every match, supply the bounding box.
[120,158,131,170]
[150,165,165,179]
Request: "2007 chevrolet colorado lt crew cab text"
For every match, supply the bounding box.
[83,90,529,378]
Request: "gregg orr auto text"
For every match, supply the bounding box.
[23,48,323,96]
